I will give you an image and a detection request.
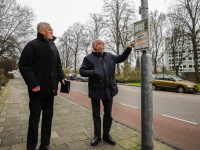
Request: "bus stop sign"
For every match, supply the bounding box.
[134,19,149,51]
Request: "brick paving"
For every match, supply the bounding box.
[0,78,176,150]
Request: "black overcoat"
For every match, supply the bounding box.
[18,33,65,99]
[80,47,132,100]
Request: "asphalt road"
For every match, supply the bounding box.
[70,80,200,125]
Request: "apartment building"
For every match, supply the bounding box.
[165,34,200,75]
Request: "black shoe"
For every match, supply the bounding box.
[103,135,116,145]
[91,136,101,146]
[39,145,53,150]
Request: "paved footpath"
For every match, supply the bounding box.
[0,78,176,150]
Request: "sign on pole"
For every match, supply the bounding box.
[134,19,149,51]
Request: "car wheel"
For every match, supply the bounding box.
[152,84,157,90]
[177,86,185,93]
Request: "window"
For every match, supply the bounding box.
[155,75,163,80]
[164,76,172,81]
[189,65,193,68]
[188,57,192,60]
[180,66,182,68]
[183,65,186,68]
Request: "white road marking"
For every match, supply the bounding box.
[120,103,138,109]
[162,114,197,125]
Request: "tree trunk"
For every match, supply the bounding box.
[192,31,199,82]
[123,58,128,77]
[154,59,157,74]
[176,69,178,76]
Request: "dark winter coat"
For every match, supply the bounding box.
[80,47,132,100]
[18,33,65,99]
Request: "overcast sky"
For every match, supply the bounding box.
[16,0,170,38]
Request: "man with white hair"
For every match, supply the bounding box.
[19,22,67,150]
[80,39,134,146]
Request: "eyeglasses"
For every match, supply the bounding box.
[46,29,53,32]
[96,42,104,45]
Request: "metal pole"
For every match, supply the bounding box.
[140,0,153,150]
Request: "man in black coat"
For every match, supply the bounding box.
[80,39,134,146]
[18,22,67,150]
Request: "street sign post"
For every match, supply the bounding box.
[139,0,153,150]
[134,19,149,51]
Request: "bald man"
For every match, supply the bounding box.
[80,39,134,146]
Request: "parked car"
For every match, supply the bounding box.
[152,74,199,93]
[76,74,88,82]
[66,73,77,80]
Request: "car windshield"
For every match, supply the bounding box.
[172,75,183,81]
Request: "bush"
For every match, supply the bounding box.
[125,76,141,83]
[116,75,141,83]
[63,68,71,75]
[1,78,9,86]
[5,73,14,79]
[0,69,4,75]
[0,75,9,87]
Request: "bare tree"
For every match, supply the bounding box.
[169,0,200,82]
[68,23,84,73]
[149,10,167,74]
[86,13,106,40]
[103,0,136,76]
[80,13,106,56]
[0,0,35,58]
[166,16,189,76]
[58,31,74,70]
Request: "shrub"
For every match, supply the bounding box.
[116,75,141,83]
[5,73,14,79]
[125,76,141,83]
[0,69,4,75]
[116,76,126,83]
[0,75,9,86]
[63,68,71,75]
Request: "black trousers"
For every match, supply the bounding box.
[91,98,113,137]
[27,96,54,150]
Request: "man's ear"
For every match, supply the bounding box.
[94,45,98,51]
[39,29,44,34]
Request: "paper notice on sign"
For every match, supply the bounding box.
[134,19,149,51]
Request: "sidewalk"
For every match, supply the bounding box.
[0,78,176,150]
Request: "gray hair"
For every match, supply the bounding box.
[37,22,50,33]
